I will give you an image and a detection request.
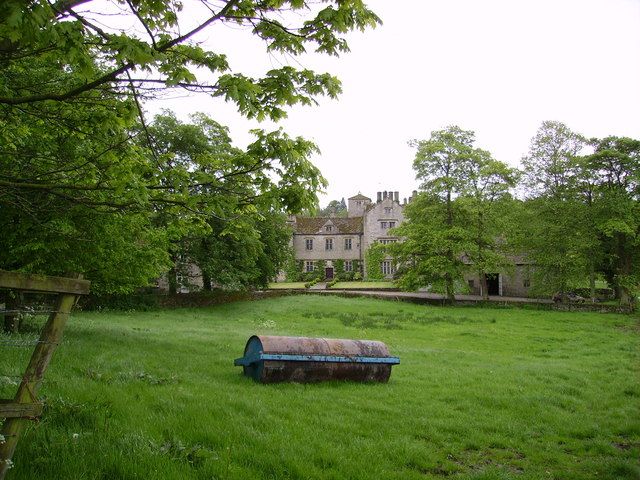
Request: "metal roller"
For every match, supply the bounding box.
[234,335,400,383]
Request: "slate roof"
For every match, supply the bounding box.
[348,193,371,201]
[293,216,363,234]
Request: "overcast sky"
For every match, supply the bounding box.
[146,0,640,206]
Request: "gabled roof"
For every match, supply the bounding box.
[293,216,363,235]
[348,193,371,201]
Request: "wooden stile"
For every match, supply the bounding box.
[0,271,89,479]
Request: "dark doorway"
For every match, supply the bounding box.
[325,267,334,280]
[485,274,500,296]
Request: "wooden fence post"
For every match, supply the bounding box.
[0,271,89,479]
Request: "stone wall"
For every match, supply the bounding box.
[463,264,532,298]
[292,233,363,262]
[347,196,371,217]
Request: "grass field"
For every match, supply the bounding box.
[329,281,395,289]
[2,296,639,479]
[267,282,307,289]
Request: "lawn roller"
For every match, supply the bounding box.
[234,335,400,383]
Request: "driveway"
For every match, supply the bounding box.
[311,289,553,305]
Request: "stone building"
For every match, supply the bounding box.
[290,191,408,279]
[462,255,533,298]
[289,190,533,297]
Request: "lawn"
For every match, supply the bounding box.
[267,282,307,289]
[329,281,396,289]
[2,296,639,479]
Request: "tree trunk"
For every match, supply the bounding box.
[2,293,20,334]
[477,210,488,300]
[444,188,455,304]
[480,272,489,301]
[445,273,455,304]
[589,262,596,303]
[168,253,178,295]
[615,233,633,306]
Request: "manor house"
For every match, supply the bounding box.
[290,190,533,297]
[290,191,411,279]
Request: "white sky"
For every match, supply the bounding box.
[146,0,640,206]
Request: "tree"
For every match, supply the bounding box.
[318,199,348,217]
[0,59,171,293]
[143,111,323,292]
[1,1,380,113]
[184,210,292,290]
[393,126,478,302]
[393,126,516,301]
[0,0,378,291]
[517,121,596,296]
[459,150,517,299]
[587,136,640,306]
[521,120,585,198]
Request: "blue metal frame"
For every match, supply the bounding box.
[234,352,400,367]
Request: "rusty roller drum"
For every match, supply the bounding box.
[234,335,400,383]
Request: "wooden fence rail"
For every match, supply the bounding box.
[0,271,90,479]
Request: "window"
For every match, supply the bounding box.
[305,239,313,250]
[380,221,388,229]
[356,201,362,206]
[344,238,352,250]
[384,207,392,214]
[325,225,333,232]
[381,261,395,276]
[523,279,531,288]
[379,239,397,245]
[325,238,333,250]
[468,279,475,288]
[389,221,396,228]
[305,261,314,272]
[344,260,353,272]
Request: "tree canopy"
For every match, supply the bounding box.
[392,126,515,302]
[0,0,380,292]
[392,122,638,307]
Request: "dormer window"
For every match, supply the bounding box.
[325,225,333,232]
[384,207,392,214]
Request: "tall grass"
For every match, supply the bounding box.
[2,296,639,479]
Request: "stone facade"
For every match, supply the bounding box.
[462,257,533,298]
[290,191,406,279]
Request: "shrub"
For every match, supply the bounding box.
[365,243,386,280]
[317,260,327,279]
[334,259,345,277]
[305,278,320,289]
[342,271,355,281]
[301,271,318,282]
[283,252,302,282]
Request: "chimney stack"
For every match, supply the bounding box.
[377,191,382,203]
[383,191,388,200]
[394,191,399,203]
